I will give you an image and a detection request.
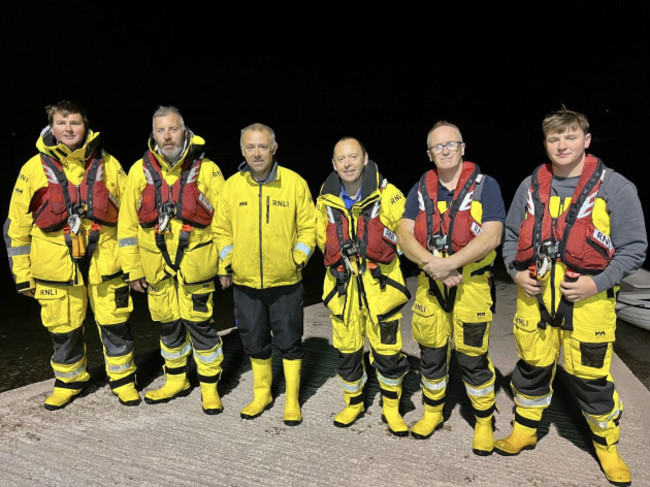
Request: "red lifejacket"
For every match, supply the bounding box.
[514,155,614,274]
[323,194,398,267]
[413,161,484,254]
[30,152,118,232]
[138,151,213,229]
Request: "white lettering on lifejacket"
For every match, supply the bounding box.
[383,227,397,244]
[471,221,482,237]
[593,228,613,252]
[577,193,596,219]
[199,193,213,212]
[459,190,474,211]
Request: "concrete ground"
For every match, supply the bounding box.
[0,277,648,487]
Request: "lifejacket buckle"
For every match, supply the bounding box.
[68,213,82,234]
[427,233,447,254]
[158,202,176,232]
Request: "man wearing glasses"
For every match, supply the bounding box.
[397,121,506,454]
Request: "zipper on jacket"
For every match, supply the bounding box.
[266,195,270,224]
[258,185,264,287]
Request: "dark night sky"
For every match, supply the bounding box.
[2,2,649,272]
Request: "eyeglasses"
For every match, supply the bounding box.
[427,141,463,154]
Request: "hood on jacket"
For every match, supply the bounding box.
[36,126,100,163]
[146,128,205,170]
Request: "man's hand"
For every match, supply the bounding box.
[514,270,543,297]
[21,289,35,298]
[560,275,597,302]
[219,275,232,289]
[129,278,148,293]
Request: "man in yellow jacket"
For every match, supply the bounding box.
[215,122,316,426]
[118,106,226,415]
[316,137,411,436]
[4,100,139,410]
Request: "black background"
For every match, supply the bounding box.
[1,1,650,391]
[2,3,650,291]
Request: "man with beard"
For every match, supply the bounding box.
[118,106,227,415]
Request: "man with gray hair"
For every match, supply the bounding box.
[118,106,227,415]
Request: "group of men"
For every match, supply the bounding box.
[4,101,646,487]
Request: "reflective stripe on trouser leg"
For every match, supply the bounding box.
[97,321,137,384]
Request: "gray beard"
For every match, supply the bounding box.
[160,146,183,166]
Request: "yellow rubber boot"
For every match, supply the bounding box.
[283,359,302,426]
[411,403,444,440]
[44,386,83,411]
[113,383,141,406]
[144,372,191,404]
[472,415,494,456]
[381,384,409,437]
[334,390,365,428]
[45,358,90,410]
[241,358,273,420]
[494,422,538,455]
[594,443,631,487]
[200,382,223,415]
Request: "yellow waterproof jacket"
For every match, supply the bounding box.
[118,132,225,286]
[214,161,317,289]
[5,129,127,291]
[316,162,410,324]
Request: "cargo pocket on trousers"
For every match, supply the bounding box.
[462,321,488,348]
[379,320,399,345]
[580,342,608,369]
[192,292,210,313]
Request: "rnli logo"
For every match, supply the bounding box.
[471,221,482,236]
[391,193,403,204]
[414,303,427,313]
[593,229,613,252]
[515,316,526,326]
[199,193,213,212]
[39,288,58,296]
[272,200,289,207]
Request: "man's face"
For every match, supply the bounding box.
[153,113,186,162]
[332,139,367,186]
[51,112,86,151]
[544,127,591,171]
[241,129,276,180]
[426,126,465,171]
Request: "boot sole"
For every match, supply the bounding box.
[283,418,302,426]
[240,400,274,420]
[493,443,536,456]
[119,398,142,407]
[333,411,365,428]
[144,387,191,405]
[472,447,493,456]
[44,391,83,411]
[382,414,409,437]
[203,407,224,415]
[410,421,444,440]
